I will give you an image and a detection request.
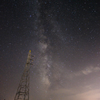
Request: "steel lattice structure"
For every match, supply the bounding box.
[14,50,33,100]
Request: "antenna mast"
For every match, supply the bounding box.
[14,50,33,100]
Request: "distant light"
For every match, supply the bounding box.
[30,15,32,17]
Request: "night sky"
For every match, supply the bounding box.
[0,0,100,100]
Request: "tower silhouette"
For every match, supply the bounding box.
[14,50,33,100]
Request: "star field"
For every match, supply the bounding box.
[0,0,100,100]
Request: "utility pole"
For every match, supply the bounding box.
[14,50,33,100]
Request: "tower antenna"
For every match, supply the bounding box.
[14,50,33,100]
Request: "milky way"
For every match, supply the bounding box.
[0,0,100,100]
